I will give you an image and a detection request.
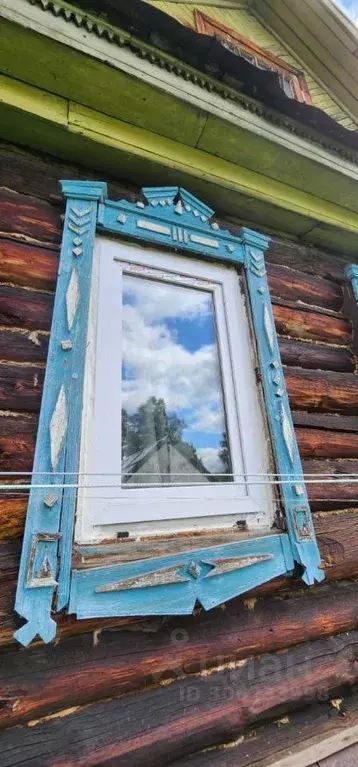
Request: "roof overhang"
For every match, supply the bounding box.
[1,0,358,253]
[253,0,358,123]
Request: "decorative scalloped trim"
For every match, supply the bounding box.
[26,0,358,166]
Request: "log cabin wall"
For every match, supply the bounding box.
[0,139,358,767]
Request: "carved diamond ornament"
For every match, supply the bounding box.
[66,268,79,331]
[263,304,274,353]
[281,404,294,465]
[50,385,67,470]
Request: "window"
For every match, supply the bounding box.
[14,183,323,647]
[76,239,273,542]
[195,11,311,104]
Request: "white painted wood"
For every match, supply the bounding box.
[50,384,67,470]
[66,268,79,331]
[76,237,273,541]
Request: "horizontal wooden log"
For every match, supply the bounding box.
[0,580,357,732]
[0,497,27,543]
[0,239,58,291]
[0,414,37,474]
[302,457,358,510]
[0,285,53,331]
[273,304,352,345]
[1,630,358,767]
[267,264,343,312]
[0,542,21,649]
[285,368,358,414]
[0,434,34,475]
[0,189,62,244]
[0,141,136,204]
[0,329,49,363]
[267,237,350,282]
[308,484,358,511]
[279,338,354,372]
[293,411,358,432]
[315,511,358,580]
[304,459,358,476]
[297,428,358,458]
[170,689,358,766]
[0,364,44,412]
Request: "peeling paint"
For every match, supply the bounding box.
[276,715,291,726]
[331,697,343,711]
[27,705,81,727]
[28,331,41,347]
[244,597,258,611]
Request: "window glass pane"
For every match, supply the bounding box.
[121,274,232,485]
[281,75,295,99]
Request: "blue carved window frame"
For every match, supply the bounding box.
[14,181,324,646]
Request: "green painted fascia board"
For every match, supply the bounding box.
[68,101,358,233]
[198,115,358,215]
[2,12,358,212]
[0,17,208,149]
[1,74,358,252]
[0,72,68,125]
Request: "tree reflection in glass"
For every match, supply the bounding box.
[121,273,232,485]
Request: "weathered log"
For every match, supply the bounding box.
[303,459,358,476]
[0,434,34,474]
[0,141,136,204]
[293,411,358,432]
[0,414,37,473]
[1,630,358,767]
[279,338,354,372]
[0,497,27,543]
[315,511,358,580]
[302,457,358,510]
[0,542,21,648]
[273,304,352,345]
[309,486,358,511]
[0,189,61,244]
[0,581,358,732]
[267,237,350,282]
[0,364,44,412]
[297,428,358,458]
[0,329,49,363]
[169,688,358,766]
[0,239,58,291]
[0,286,53,331]
[267,263,343,312]
[285,368,358,414]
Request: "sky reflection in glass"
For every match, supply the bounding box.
[121,274,232,483]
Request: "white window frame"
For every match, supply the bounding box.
[76,236,274,542]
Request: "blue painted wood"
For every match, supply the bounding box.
[57,182,108,611]
[69,534,293,618]
[98,186,245,266]
[14,183,324,646]
[14,181,107,646]
[345,264,358,303]
[242,228,325,586]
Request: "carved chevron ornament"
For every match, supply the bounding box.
[94,554,273,593]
